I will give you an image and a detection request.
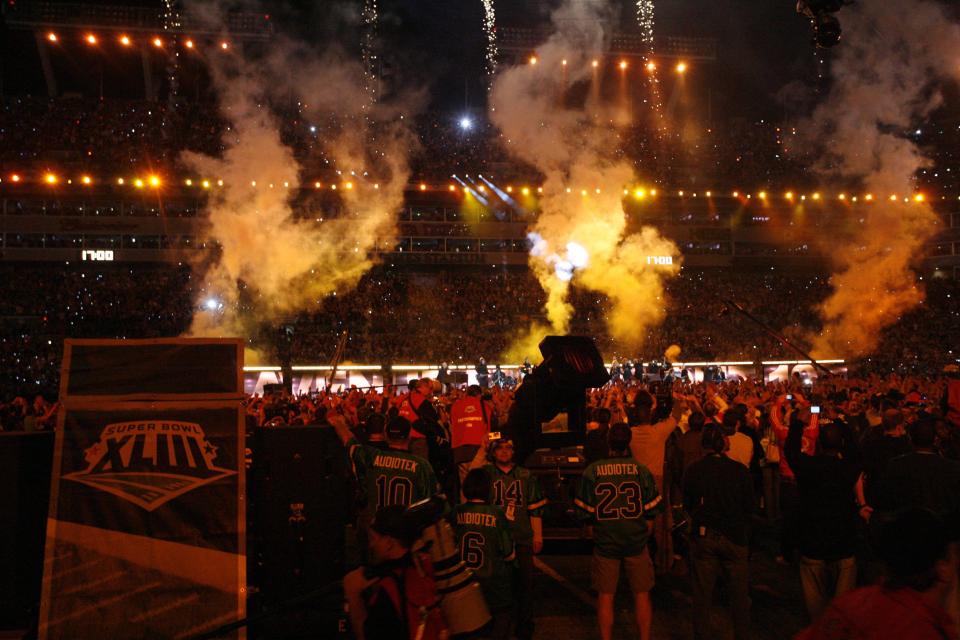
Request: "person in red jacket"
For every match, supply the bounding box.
[798,507,958,640]
[451,385,493,499]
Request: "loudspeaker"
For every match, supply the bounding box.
[248,426,353,638]
[0,432,55,631]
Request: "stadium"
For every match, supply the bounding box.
[2,1,960,640]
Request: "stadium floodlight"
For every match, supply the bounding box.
[459,116,473,131]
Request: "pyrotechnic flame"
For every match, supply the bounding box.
[799,0,960,359]
[492,0,680,361]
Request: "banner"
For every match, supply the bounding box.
[40,339,245,640]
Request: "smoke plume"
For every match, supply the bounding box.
[493,0,679,362]
[803,0,959,358]
[183,9,419,360]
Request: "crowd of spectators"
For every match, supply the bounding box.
[10,96,950,192]
[0,263,956,404]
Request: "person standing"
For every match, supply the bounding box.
[683,425,754,640]
[476,358,489,389]
[785,413,862,621]
[576,424,663,640]
[454,469,516,640]
[450,385,492,499]
[470,436,546,640]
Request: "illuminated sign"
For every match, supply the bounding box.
[81,250,114,261]
[646,255,673,265]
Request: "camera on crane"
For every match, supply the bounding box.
[797,0,846,48]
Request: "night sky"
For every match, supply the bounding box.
[0,0,821,119]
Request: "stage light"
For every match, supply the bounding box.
[506,186,513,193]
[838,193,846,200]
[201,180,210,189]
[591,60,599,68]
[314,181,321,189]
[459,116,473,131]
[678,190,684,196]
[220,41,229,50]
[374,183,380,189]
[217,179,224,187]
[676,61,688,74]
[649,189,657,196]
[529,56,538,65]
[812,192,821,200]
[865,193,874,201]
[785,191,794,199]
[117,178,124,185]
[537,187,543,194]
[11,174,21,183]
[645,60,656,72]
[185,179,193,186]
[634,189,645,199]
[148,175,160,187]
[419,183,427,191]
[521,187,530,195]
[449,184,456,192]
[758,191,767,199]
[134,178,144,188]
[561,59,568,66]
[732,191,739,197]
[251,180,257,187]
[801,195,807,201]
[889,194,897,201]
[152,37,163,48]
[85,34,98,45]
[595,188,601,194]
[185,39,195,49]
[580,189,587,196]
[46,32,58,43]
[81,175,92,185]
[119,35,131,46]
[619,60,628,70]
[44,173,58,185]
[204,298,220,311]
[706,191,712,197]
[478,185,486,193]
[914,193,925,202]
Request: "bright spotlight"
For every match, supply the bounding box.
[914,193,925,202]
[152,37,163,48]
[561,59,568,66]
[619,60,628,70]
[85,34,98,45]
[81,175,92,185]
[459,116,473,131]
[529,56,538,65]
[420,183,427,191]
[44,173,58,185]
[204,298,221,311]
[676,61,688,74]
[645,60,656,72]
[148,175,160,187]
[119,35,131,46]
[185,39,195,49]
[134,178,144,188]
[220,41,229,50]
[11,174,20,183]
[521,187,530,195]
[591,59,599,68]
[47,32,58,43]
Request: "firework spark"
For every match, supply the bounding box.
[482,0,498,82]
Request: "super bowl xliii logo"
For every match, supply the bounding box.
[63,421,236,511]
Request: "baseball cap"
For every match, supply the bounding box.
[385,416,411,440]
[370,505,416,547]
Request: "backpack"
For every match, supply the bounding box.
[364,553,447,640]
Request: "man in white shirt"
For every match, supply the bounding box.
[724,411,754,469]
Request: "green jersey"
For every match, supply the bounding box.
[347,437,438,512]
[484,463,547,545]
[575,456,663,559]
[453,502,515,611]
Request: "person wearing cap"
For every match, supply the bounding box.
[343,505,447,640]
[683,424,754,640]
[469,434,546,640]
[332,414,440,557]
[798,507,959,640]
[454,468,516,640]
[576,423,663,640]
